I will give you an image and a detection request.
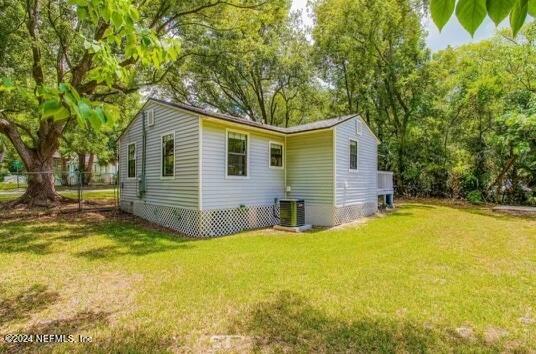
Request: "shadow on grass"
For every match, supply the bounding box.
[462,207,536,222]
[0,284,60,326]
[0,217,192,259]
[0,283,174,353]
[399,199,535,222]
[231,291,506,352]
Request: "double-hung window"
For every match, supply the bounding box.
[161,132,175,177]
[127,143,136,178]
[350,140,358,171]
[227,131,248,177]
[270,142,283,168]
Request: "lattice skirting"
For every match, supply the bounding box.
[333,202,378,225]
[120,200,378,236]
[120,200,278,237]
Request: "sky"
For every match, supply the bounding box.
[291,0,502,52]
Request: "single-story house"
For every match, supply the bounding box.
[118,98,394,237]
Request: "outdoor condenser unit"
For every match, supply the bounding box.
[279,199,305,227]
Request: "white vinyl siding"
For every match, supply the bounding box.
[201,120,285,209]
[335,117,378,207]
[119,101,199,208]
[286,130,334,205]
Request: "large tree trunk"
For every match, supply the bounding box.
[16,159,66,207]
[1,118,73,208]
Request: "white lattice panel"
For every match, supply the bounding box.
[334,202,377,225]
[128,202,200,236]
[122,201,278,237]
[199,205,278,237]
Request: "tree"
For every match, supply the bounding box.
[430,0,536,36]
[313,0,431,192]
[60,94,141,185]
[429,24,536,204]
[163,0,329,126]
[0,0,264,207]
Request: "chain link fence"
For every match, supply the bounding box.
[0,170,119,212]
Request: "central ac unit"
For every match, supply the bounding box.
[279,199,305,227]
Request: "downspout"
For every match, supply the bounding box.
[138,111,147,198]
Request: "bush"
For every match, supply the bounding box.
[466,190,483,204]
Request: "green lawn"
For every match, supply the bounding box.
[0,188,116,202]
[0,182,26,191]
[0,202,534,352]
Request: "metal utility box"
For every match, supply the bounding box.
[279,199,305,227]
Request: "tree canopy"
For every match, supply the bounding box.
[1,0,535,207]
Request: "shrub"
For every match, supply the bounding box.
[466,190,483,204]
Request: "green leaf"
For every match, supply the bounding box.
[528,0,536,16]
[510,0,528,36]
[41,100,70,121]
[431,0,456,31]
[487,0,516,24]
[78,100,92,120]
[87,111,102,129]
[0,78,14,92]
[456,0,488,36]
[111,12,123,28]
[58,83,80,102]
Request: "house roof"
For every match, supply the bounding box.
[149,98,361,135]
[118,98,378,141]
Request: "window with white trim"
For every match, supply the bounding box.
[350,140,358,170]
[270,142,283,168]
[127,143,136,178]
[227,131,248,176]
[161,133,175,177]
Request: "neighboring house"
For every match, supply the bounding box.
[52,152,118,185]
[118,98,394,237]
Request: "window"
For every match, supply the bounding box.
[350,140,358,171]
[270,142,283,168]
[127,143,136,178]
[227,131,248,177]
[356,120,362,135]
[146,109,155,126]
[161,132,175,177]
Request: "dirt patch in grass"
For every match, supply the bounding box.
[0,270,142,340]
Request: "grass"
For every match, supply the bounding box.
[0,188,116,202]
[0,182,26,191]
[0,202,534,352]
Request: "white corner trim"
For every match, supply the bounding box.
[268,140,284,169]
[284,135,288,198]
[198,119,203,210]
[160,130,176,179]
[332,127,337,208]
[225,128,250,179]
